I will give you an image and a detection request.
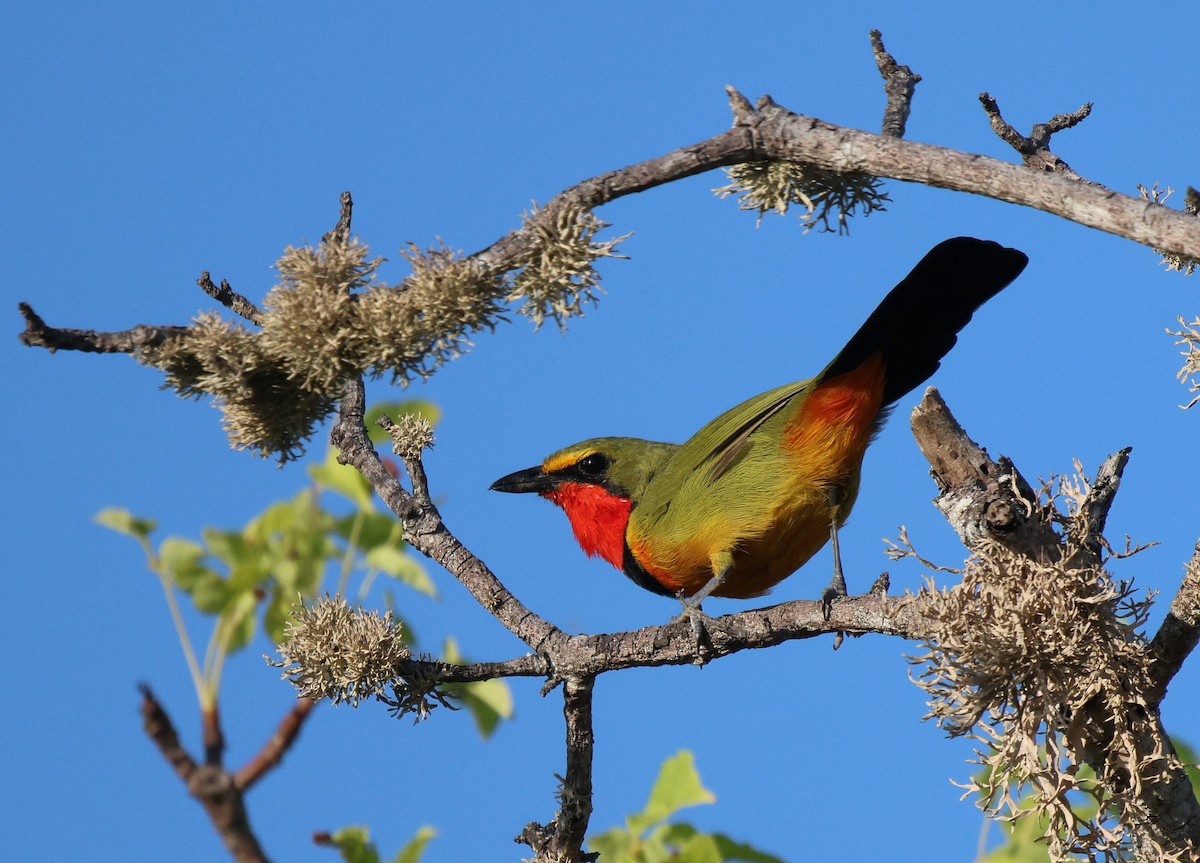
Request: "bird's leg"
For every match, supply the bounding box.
[676,552,733,664]
[821,491,849,621]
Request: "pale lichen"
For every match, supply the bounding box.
[507,201,629,329]
[714,160,889,233]
[900,466,1165,862]
[270,595,409,707]
[1137,183,1199,275]
[1167,316,1200,409]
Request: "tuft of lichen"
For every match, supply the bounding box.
[1168,316,1200,409]
[900,466,1166,863]
[353,242,504,384]
[507,201,629,329]
[714,160,889,233]
[1137,183,1199,275]
[138,311,334,460]
[270,595,410,707]
[137,208,630,459]
[387,413,436,462]
[260,237,383,393]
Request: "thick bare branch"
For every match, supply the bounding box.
[909,388,1060,556]
[1148,540,1200,705]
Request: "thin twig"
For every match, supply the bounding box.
[518,676,598,862]
[17,301,187,353]
[870,29,921,138]
[197,273,265,326]
[234,698,316,792]
[203,703,226,766]
[979,92,1092,179]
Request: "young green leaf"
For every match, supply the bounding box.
[95,507,157,540]
[309,446,374,510]
[628,750,716,836]
[390,826,437,863]
[366,545,437,598]
[159,537,210,590]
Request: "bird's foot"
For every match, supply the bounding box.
[820,574,848,621]
[675,594,714,666]
[821,569,849,650]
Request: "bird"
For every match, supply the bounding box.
[491,237,1028,620]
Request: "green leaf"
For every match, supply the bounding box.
[218,589,258,653]
[674,833,723,863]
[159,537,210,590]
[390,826,437,863]
[95,507,157,540]
[322,825,380,863]
[264,592,294,644]
[710,833,789,863]
[366,400,441,444]
[310,446,374,511]
[189,572,232,614]
[628,751,715,836]
[334,512,402,552]
[457,679,514,739]
[366,545,437,598]
[1172,738,1200,801]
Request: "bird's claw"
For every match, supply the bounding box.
[820,581,847,621]
[676,594,714,666]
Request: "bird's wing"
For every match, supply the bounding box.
[671,378,816,484]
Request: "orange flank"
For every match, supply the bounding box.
[783,352,885,471]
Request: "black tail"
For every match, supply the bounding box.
[823,237,1028,405]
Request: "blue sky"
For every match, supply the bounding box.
[5,3,1199,861]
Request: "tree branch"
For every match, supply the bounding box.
[17,301,188,353]
[979,92,1093,179]
[234,697,316,793]
[140,686,271,863]
[331,376,564,654]
[1148,540,1200,706]
[869,29,921,138]
[518,676,598,862]
[197,273,265,326]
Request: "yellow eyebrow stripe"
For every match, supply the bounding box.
[543,449,594,474]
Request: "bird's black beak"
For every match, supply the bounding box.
[490,465,556,494]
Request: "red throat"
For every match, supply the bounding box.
[542,482,631,572]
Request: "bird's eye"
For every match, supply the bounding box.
[577,453,610,476]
